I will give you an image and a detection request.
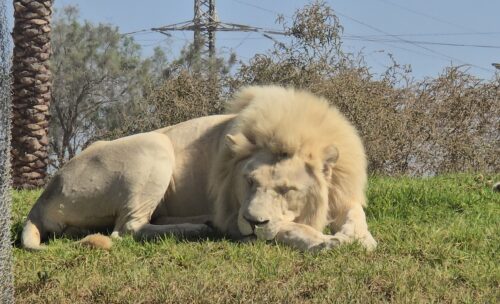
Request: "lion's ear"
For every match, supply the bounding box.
[225,133,255,154]
[323,145,338,177]
[324,145,339,164]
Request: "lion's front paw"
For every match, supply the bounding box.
[359,234,377,251]
[110,231,123,240]
[309,236,341,252]
[237,234,257,243]
[330,231,378,251]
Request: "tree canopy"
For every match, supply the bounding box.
[49,6,167,167]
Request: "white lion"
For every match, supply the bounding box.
[22,86,376,251]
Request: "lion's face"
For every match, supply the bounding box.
[234,149,331,240]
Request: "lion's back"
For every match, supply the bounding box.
[153,115,236,217]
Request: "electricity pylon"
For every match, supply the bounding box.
[151,0,286,74]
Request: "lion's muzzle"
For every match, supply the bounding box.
[243,214,269,230]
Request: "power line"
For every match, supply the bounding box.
[232,32,253,50]
[335,10,494,73]
[230,0,494,72]
[343,37,500,49]
[136,37,171,47]
[373,0,481,34]
[122,1,495,73]
[345,31,500,38]
[177,34,500,49]
[122,29,153,36]
[231,0,282,16]
[124,30,500,49]
[349,35,450,64]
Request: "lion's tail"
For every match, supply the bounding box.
[22,219,113,250]
[21,218,45,250]
[22,213,113,250]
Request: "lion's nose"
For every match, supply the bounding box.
[243,215,269,230]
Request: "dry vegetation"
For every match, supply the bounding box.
[103,1,498,176]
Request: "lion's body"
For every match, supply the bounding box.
[22,86,376,251]
[152,115,233,219]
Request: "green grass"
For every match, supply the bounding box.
[12,174,500,303]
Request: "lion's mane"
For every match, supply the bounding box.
[210,86,368,234]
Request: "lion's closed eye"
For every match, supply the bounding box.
[277,152,290,160]
[275,186,298,195]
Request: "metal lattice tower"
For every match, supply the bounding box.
[151,0,286,73]
[193,0,217,62]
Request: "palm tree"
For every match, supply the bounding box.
[11,0,53,189]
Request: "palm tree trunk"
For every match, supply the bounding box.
[11,0,53,189]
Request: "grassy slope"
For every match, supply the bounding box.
[12,174,500,303]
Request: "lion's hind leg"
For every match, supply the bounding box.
[109,178,212,241]
[22,218,46,250]
[114,210,212,240]
[133,223,213,240]
[151,215,212,225]
[62,226,93,238]
[21,202,67,250]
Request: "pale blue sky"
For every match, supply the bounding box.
[6,0,500,79]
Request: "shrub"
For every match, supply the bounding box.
[104,1,499,176]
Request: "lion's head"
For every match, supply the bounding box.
[210,86,367,240]
[226,133,338,239]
